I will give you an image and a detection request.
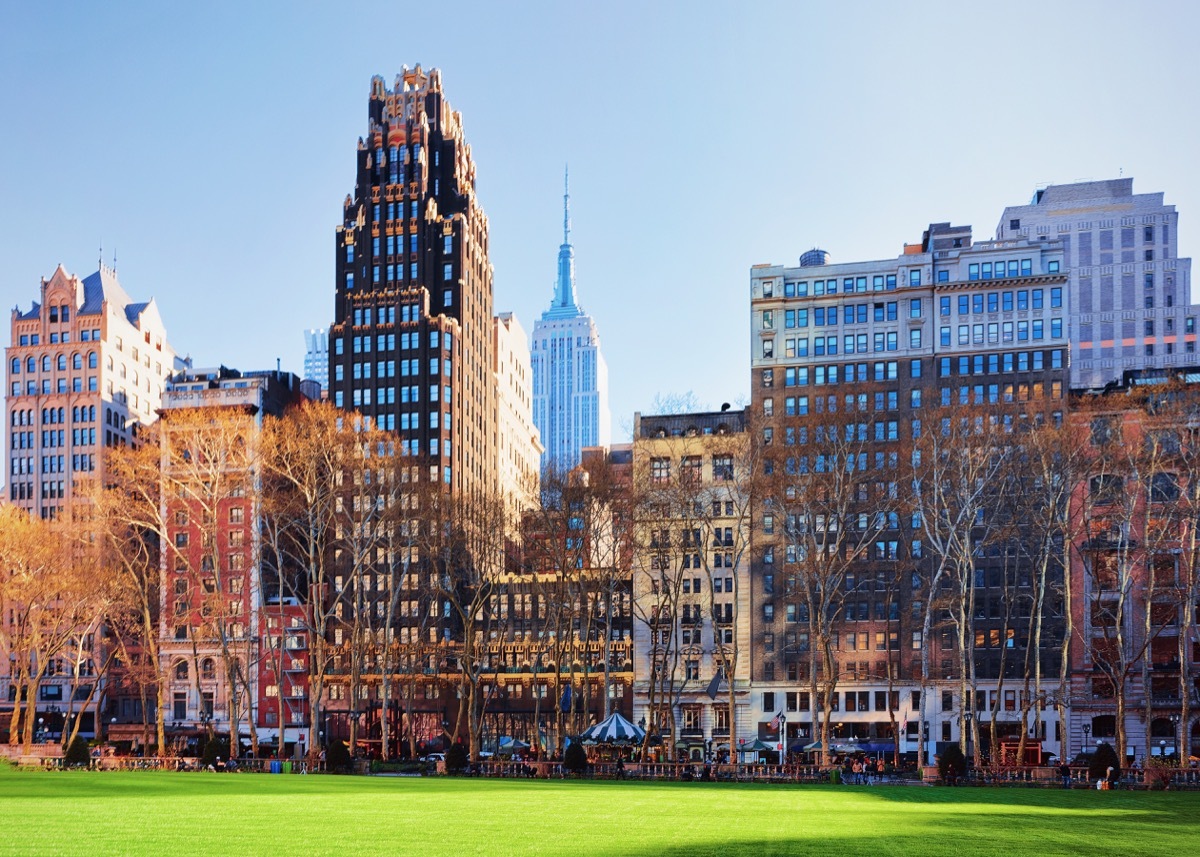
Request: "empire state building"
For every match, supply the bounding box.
[530,171,611,470]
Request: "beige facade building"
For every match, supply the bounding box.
[493,312,541,516]
[631,409,753,761]
[6,263,179,517]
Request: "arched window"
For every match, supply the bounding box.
[41,355,51,372]
[174,660,188,681]
[56,354,66,371]
[72,353,82,370]
[1149,717,1176,738]
[88,352,97,369]
[201,658,216,681]
[9,358,18,375]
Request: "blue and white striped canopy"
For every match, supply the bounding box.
[579,712,646,745]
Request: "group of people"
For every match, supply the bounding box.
[843,756,887,785]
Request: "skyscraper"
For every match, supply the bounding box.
[328,66,495,494]
[996,178,1195,389]
[302,327,328,391]
[531,172,611,470]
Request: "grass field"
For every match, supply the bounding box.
[0,765,1197,856]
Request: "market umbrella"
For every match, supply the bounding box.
[740,739,773,752]
[578,712,646,745]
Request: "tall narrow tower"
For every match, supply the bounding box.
[328,67,495,494]
[531,170,611,470]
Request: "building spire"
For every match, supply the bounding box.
[547,165,581,317]
[563,164,571,245]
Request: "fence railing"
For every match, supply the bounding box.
[11,753,1200,787]
[17,755,323,774]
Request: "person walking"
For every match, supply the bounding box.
[1058,761,1071,789]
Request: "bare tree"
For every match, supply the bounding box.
[763,389,905,766]
[260,401,348,755]
[1072,390,1180,762]
[0,505,97,751]
[911,400,1013,767]
[87,430,174,752]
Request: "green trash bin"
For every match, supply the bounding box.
[282,761,292,774]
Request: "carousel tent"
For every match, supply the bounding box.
[578,712,646,745]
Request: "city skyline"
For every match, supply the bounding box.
[3,2,1200,443]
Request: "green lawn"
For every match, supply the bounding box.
[0,766,1197,856]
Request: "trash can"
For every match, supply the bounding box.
[270,760,282,774]
[282,761,292,774]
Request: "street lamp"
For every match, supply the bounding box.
[778,713,787,764]
[1082,722,1091,758]
[1169,713,1181,759]
[37,717,45,744]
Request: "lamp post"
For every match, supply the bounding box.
[779,713,787,765]
[1169,712,1181,759]
[37,717,45,744]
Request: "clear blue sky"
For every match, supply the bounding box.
[3,1,1199,442]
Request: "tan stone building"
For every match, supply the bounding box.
[631,409,754,761]
[5,263,179,518]
[493,312,541,518]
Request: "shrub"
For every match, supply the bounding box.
[445,743,468,774]
[201,737,231,769]
[938,745,967,784]
[325,738,352,772]
[563,741,588,776]
[1088,743,1120,784]
[64,736,91,768]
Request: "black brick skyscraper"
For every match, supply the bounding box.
[330,66,495,493]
